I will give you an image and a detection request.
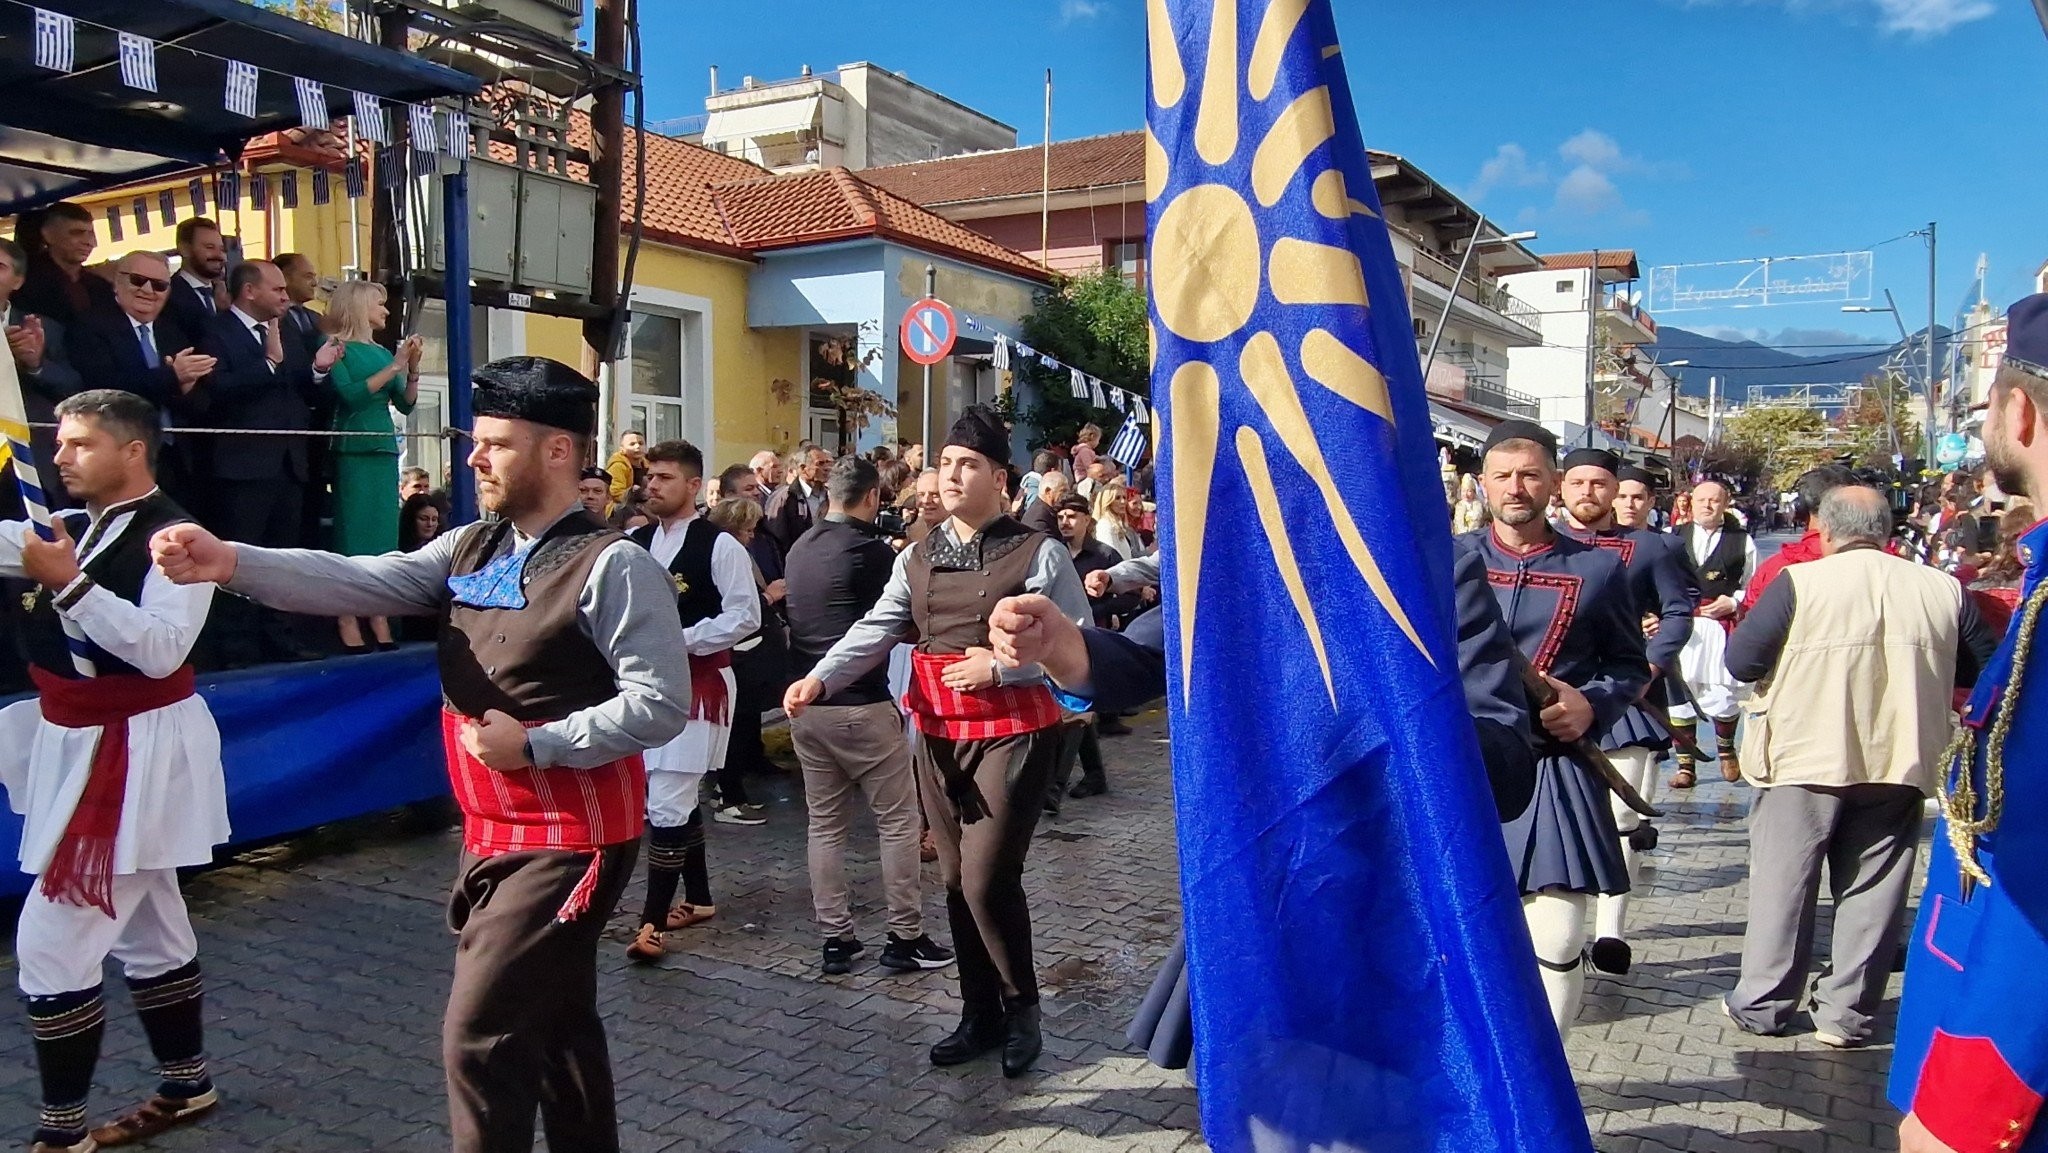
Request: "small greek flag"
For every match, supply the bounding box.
[443,110,471,157]
[225,60,259,118]
[188,177,208,215]
[131,198,149,233]
[352,92,388,144]
[343,159,366,199]
[1068,367,1088,399]
[312,168,332,205]
[117,32,156,92]
[280,171,298,209]
[1089,377,1108,408]
[294,77,327,129]
[1014,341,1034,360]
[1105,419,1147,470]
[248,173,268,211]
[1109,385,1128,412]
[992,333,1010,371]
[104,205,123,242]
[378,145,404,188]
[1039,353,1058,370]
[1130,395,1149,425]
[407,103,438,153]
[157,189,177,227]
[32,9,73,73]
[218,168,241,208]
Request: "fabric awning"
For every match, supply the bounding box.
[1429,400,1489,450]
[705,96,821,142]
[0,0,479,213]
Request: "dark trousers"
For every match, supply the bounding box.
[205,477,308,665]
[918,729,1060,1014]
[443,841,638,1153]
[1049,719,1106,807]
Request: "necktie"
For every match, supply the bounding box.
[136,323,159,369]
[198,285,215,314]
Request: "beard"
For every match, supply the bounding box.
[1492,500,1539,526]
[1568,498,1607,525]
[1986,428,2030,499]
[478,467,543,519]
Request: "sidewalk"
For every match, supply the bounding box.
[0,714,1902,1151]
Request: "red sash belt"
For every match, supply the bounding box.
[903,652,1062,740]
[439,709,645,922]
[31,666,197,917]
[688,651,732,726]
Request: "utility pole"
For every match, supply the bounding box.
[1924,221,1938,465]
[586,0,628,371]
[369,6,410,346]
[921,263,937,457]
[1583,250,1599,447]
[1039,70,1052,262]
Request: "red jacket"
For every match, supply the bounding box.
[1742,530,1823,614]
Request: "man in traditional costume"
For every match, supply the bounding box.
[1,390,225,1152]
[1557,449,1697,976]
[784,405,1091,1078]
[1668,480,1757,788]
[1457,421,1649,1039]
[622,438,758,962]
[152,357,690,1153]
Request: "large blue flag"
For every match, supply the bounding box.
[1146,2,1591,1149]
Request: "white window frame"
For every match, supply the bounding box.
[611,286,715,459]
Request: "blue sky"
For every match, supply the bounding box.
[637,0,2046,354]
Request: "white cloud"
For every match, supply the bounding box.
[1554,166,1625,217]
[1059,0,1104,22]
[1559,129,1627,173]
[1681,0,1994,35]
[1465,143,1549,204]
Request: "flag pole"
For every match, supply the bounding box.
[0,354,95,676]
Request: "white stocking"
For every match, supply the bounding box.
[1523,890,1591,1039]
[1595,748,1658,941]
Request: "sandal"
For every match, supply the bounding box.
[665,903,716,930]
[1720,755,1743,783]
[89,1088,217,1147]
[1669,767,1697,789]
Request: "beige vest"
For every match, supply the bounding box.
[1740,548,1960,792]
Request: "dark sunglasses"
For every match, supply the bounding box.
[122,273,170,292]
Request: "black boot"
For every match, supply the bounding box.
[1001,1000,1042,1078]
[929,1011,1005,1067]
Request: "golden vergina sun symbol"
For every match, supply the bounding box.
[1147,0,1434,709]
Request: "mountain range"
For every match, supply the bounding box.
[1650,326,1952,401]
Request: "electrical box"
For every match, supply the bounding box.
[429,158,594,298]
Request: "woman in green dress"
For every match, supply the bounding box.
[326,279,424,652]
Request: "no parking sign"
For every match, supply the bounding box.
[900,298,957,366]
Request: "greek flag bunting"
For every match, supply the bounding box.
[104,206,122,243]
[353,92,389,144]
[32,9,73,73]
[992,333,1010,371]
[117,32,156,92]
[218,168,240,209]
[130,198,148,233]
[1089,377,1108,408]
[225,60,259,118]
[408,103,439,153]
[1130,395,1150,424]
[343,159,366,199]
[1110,385,1128,411]
[312,168,332,205]
[248,173,268,211]
[1068,367,1088,400]
[443,110,472,157]
[1105,418,1146,469]
[157,190,177,228]
[281,172,299,210]
[1038,352,1058,369]
[1146,2,1591,1151]
[295,77,328,129]
[188,178,207,215]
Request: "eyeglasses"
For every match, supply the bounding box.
[122,273,170,293]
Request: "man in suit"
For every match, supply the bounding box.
[762,444,832,558]
[66,251,216,515]
[163,218,227,352]
[197,259,342,664]
[273,253,333,547]
[272,253,328,354]
[15,203,116,329]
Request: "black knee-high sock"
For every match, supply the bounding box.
[1671,719,1698,768]
[641,823,687,928]
[129,961,209,1098]
[1714,716,1739,757]
[679,808,712,908]
[26,986,105,1145]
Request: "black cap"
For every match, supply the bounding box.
[1053,493,1092,515]
[1561,447,1620,475]
[472,357,599,436]
[1481,419,1558,460]
[1616,464,1657,488]
[2006,293,2048,378]
[945,404,1011,468]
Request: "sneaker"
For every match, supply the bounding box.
[713,805,766,826]
[821,936,864,975]
[1812,1028,1860,1049]
[88,1086,218,1147]
[625,924,666,963]
[879,933,956,972]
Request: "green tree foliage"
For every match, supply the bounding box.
[248,0,345,30]
[1725,405,1831,492]
[1832,372,1920,470]
[1003,272,1149,451]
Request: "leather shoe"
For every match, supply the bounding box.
[1001,1001,1043,1078]
[929,1013,1005,1067]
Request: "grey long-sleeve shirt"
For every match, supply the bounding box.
[226,506,691,770]
[806,524,1094,696]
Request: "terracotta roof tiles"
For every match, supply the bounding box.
[860,131,1145,206]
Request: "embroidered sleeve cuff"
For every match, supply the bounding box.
[52,574,95,613]
[1051,686,1094,714]
[1912,1030,2043,1152]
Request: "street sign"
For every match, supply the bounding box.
[900,298,957,366]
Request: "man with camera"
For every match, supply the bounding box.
[782,456,954,976]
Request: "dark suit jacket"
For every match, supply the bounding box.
[197,309,329,483]
[67,310,193,413]
[1019,498,1060,537]
[761,480,821,558]
[161,275,220,353]
[4,303,86,511]
[16,255,116,330]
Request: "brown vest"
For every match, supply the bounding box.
[439,512,625,722]
[905,517,1044,655]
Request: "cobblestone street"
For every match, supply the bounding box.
[0,705,1910,1151]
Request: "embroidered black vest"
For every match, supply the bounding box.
[628,517,725,629]
[1685,523,1750,601]
[17,492,192,680]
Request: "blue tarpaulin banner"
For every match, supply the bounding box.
[0,647,446,897]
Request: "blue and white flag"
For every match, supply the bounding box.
[117,32,157,92]
[248,173,267,211]
[353,92,389,144]
[280,171,299,210]
[992,333,1010,371]
[312,168,332,205]
[32,9,73,73]
[1069,366,1089,400]
[1148,2,1591,1151]
[1130,394,1150,424]
[408,103,439,154]
[1089,376,1108,408]
[130,198,148,234]
[1105,418,1147,469]
[225,60,259,118]
[187,178,207,215]
[103,205,122,243]
[157,190,176,228]
[218,169,240,210]
[343,158,366,199]
[295,77,328,129]
[443,109,472,157]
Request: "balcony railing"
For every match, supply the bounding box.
[1601,291,1659,339]
[1410,245,1543,337]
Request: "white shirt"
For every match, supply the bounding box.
[647,511,761,656]
[229,304,276,371]
[1686,523,1759,594]
[178,270,216,311]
